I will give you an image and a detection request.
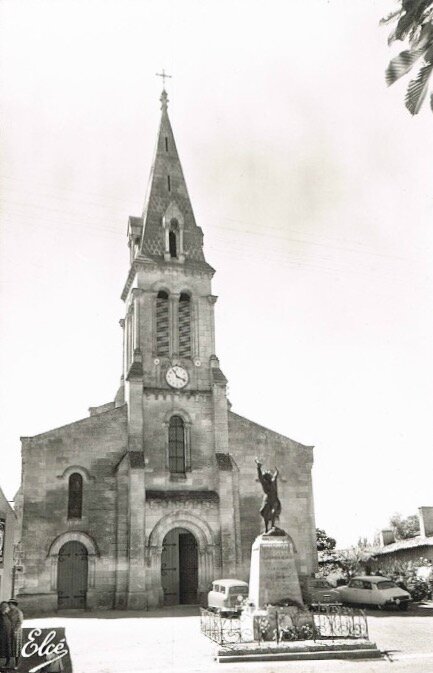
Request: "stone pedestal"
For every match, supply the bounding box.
[248,533,303,608]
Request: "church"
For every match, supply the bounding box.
[15,88,318,612]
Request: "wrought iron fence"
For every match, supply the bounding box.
[200,609,242,645]
[312,604,369,641]
[200,605,369,646]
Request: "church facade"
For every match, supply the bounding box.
[16,90,318,612]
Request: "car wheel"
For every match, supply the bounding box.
[398,602,408,611]
[377,604,384,610]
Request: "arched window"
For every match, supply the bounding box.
[156,290,169,356]
[178,293,191,358]
[169,231,177,258]
[168,219,179,259]
[68,473,83,519]
[168,416,186,473]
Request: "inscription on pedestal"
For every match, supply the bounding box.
[248,534,303,609]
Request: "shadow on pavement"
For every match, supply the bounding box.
[25,605,201,621]
[365,602,433,618]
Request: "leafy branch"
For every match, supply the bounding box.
[382,1,433,114]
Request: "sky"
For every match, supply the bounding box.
[1,0,433,548]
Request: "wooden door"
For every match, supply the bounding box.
[161,530,179,605]
[57,541,88,609]
[179,532,198,604]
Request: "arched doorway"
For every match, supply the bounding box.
[57,540,88,609]
[161,528,198,605]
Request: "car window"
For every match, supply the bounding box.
[362,581,372,590]
[213,584,220,593]
[348,580,363,588]
[229,586,248,594]
[377,580,396,590]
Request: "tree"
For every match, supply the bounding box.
[382,1,433,114]
[389,512,420,539]
[316,528,336,551]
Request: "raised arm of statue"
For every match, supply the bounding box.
[255,457,264,484]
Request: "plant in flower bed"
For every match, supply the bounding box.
[257,617,271,642]
[279,623,315,641]
[383,558,432,601]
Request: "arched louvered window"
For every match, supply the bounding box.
[68,473,83,519]
[178,293,191,358]
[168,416,186,473]
[156,290,169,356]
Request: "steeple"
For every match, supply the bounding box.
[137,88,210,269]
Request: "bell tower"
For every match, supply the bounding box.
[119,87,229,459]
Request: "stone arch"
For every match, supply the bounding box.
[151,282,171,295]
[148,510,214,550]
[47,531,98,592]
[48,531,98,557]
[58,465,95,483]
[146,510,217,607]
[162,408,192,426]
[162,202,184,231]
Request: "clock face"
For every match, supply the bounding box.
[166,365,189,389]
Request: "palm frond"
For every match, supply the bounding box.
[386,48,426,85]
[405,62,433,114]
[380,9,402,27]
[395,11,418,40]
[393,0,433,41]
[412,22,433,50]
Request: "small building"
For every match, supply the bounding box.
[0,486,16,601]
[372,507,433,570]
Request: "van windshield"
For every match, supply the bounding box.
[229,586,248,594]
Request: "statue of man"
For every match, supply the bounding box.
[255,458,282,533]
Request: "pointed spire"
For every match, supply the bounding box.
[160,89,168,111]
[138,87,212,271]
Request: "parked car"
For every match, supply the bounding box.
[207,579,249,615]
[307,578,341,605]
[334,575,412,610]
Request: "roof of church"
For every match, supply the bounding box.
[228,410,314,452]
[138,89,212,271]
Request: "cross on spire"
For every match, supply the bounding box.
[156,69,172,89]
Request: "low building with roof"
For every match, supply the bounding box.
[371,507,433,570]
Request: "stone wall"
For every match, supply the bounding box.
[142,389,218,491]
[18,405,127,612]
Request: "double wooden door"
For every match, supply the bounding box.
[57,541,88,609]
[161,528,198,605]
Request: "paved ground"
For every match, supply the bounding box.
[23,603,433,673]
